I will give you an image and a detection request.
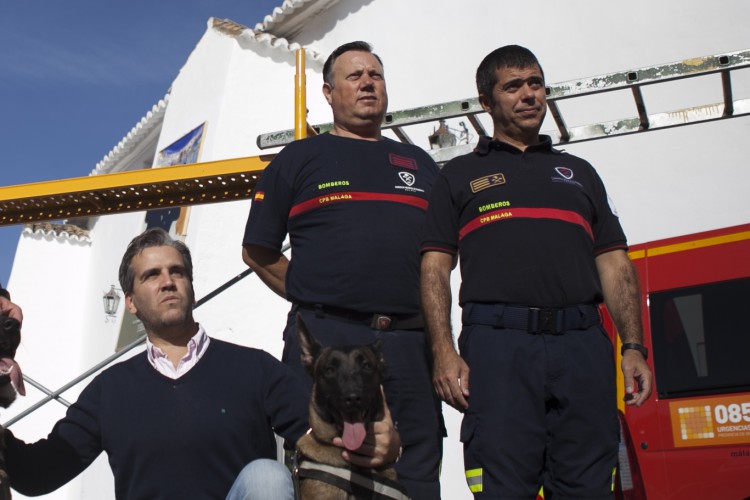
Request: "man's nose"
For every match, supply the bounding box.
[160,273,176,289]
[360,74,375,90]
[520,85,537,102]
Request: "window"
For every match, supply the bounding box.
[649,277,750,398]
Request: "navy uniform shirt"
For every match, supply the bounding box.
[421,135,627,308]
[244,133,439,314]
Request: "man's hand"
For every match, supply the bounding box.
[332,387,401,467]
[0,297,22,324]
[420,250,468,410]
[596,249,653,407]
[621,350,652,407]
[433,347,470,412]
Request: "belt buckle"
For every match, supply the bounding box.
[371,314,393,331]
[532,308,557,333]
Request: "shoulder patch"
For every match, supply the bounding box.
[470,173,506,193]
[253,191,265,201]
[389,153,418,170]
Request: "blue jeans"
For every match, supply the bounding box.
[226,459,294,500]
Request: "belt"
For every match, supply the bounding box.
[462,302,601,334]
[296,303,424,331]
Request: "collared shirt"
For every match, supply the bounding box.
[145,324,210,379]
[421,135,627,307]
[242,132,439,314]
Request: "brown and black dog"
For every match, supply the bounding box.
[0,315,24,500]
[294,314,409,500]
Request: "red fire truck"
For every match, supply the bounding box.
[613,223,750,499]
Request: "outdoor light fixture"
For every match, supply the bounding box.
[102,285,121,319]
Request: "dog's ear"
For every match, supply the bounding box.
[296,313,321,372]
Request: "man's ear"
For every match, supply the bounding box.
[478,93,493,114]
[322,83,333,106]
[124,293,137,315]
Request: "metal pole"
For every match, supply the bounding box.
[295,48,307,140]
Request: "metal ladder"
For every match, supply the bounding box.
[257,48,750,164]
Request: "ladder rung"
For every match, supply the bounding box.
[466,114,487,137]
[391,126,413,145]
[631,86,650,131]
[721,70,734,117]
[547,100,570,143]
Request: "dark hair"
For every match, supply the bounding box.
[476,45,545,99]
[323,41,384,87]
[118,228,193,295]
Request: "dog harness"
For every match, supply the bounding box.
[293,449,410,500]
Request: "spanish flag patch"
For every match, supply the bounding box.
[254,191,265,201]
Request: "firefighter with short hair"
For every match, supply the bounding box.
[421,45,652,499]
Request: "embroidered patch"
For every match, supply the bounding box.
[554,166,574,179]
[253,191,265,201]
[398,171,415,186]
[470,173,506,193]
[551,166,582,188]
[389,153,418,170]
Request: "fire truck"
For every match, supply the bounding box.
[1,48,748,499]
[612,223,750,499]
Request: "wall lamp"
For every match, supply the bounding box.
[102,285,121,320]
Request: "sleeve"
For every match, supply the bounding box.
[589,167,628,255]
[4,378,104,495]
[421,172,460,255]
[242,146,298,252]
[260,352,310,446]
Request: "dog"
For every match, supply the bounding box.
[0,314,24,500]
[294,314,409,500]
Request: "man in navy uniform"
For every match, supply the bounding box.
[243,41,443,499]
[420,45,652,499]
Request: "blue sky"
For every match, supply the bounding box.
[0,0,282,289]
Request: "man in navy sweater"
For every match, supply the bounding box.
[3,228,399,499]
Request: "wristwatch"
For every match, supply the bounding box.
[621,342,648,360]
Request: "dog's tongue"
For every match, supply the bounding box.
[0,357,25,396]
[342,421,367,451]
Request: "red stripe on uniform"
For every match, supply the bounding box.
[289,191,429,218]
[458,207,594,241]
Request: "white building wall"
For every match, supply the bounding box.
[151,23,333,359]
[5,1,750,499]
